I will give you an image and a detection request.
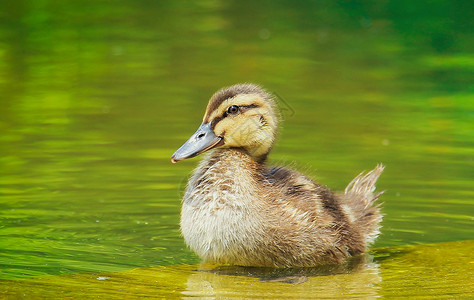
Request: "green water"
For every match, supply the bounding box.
[0,0,472,297]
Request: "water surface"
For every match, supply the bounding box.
[0,0,472,296]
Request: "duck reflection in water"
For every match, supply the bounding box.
[183,255,381,297]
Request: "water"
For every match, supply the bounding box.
[1,241,473,298]
[0,0,472,297]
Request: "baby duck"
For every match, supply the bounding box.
[171,83,384,267]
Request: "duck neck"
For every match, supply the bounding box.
[246,146,271,164]
[217,146,271,165]
[185,148,264,207]
[206,148,264,171]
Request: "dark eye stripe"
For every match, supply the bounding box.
[210,104,260,130]
[240,104,259,110]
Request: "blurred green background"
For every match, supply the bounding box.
[0,0,472,280]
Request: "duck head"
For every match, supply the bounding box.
[171,83,278,163]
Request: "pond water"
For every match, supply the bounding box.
[0,0,472,298]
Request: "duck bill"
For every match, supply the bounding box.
[171,123,224,163]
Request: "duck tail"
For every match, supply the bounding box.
[343,164,385,245]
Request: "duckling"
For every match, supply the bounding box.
[171,83,384,267]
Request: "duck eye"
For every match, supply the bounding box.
[227,105,239,115]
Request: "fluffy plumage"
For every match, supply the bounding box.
[173,83,384,267]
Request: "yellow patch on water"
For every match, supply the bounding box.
[1,240,472,298]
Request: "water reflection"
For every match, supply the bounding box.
[184,266,380,298]
[195,254,376,283]
[183,256,381,298]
